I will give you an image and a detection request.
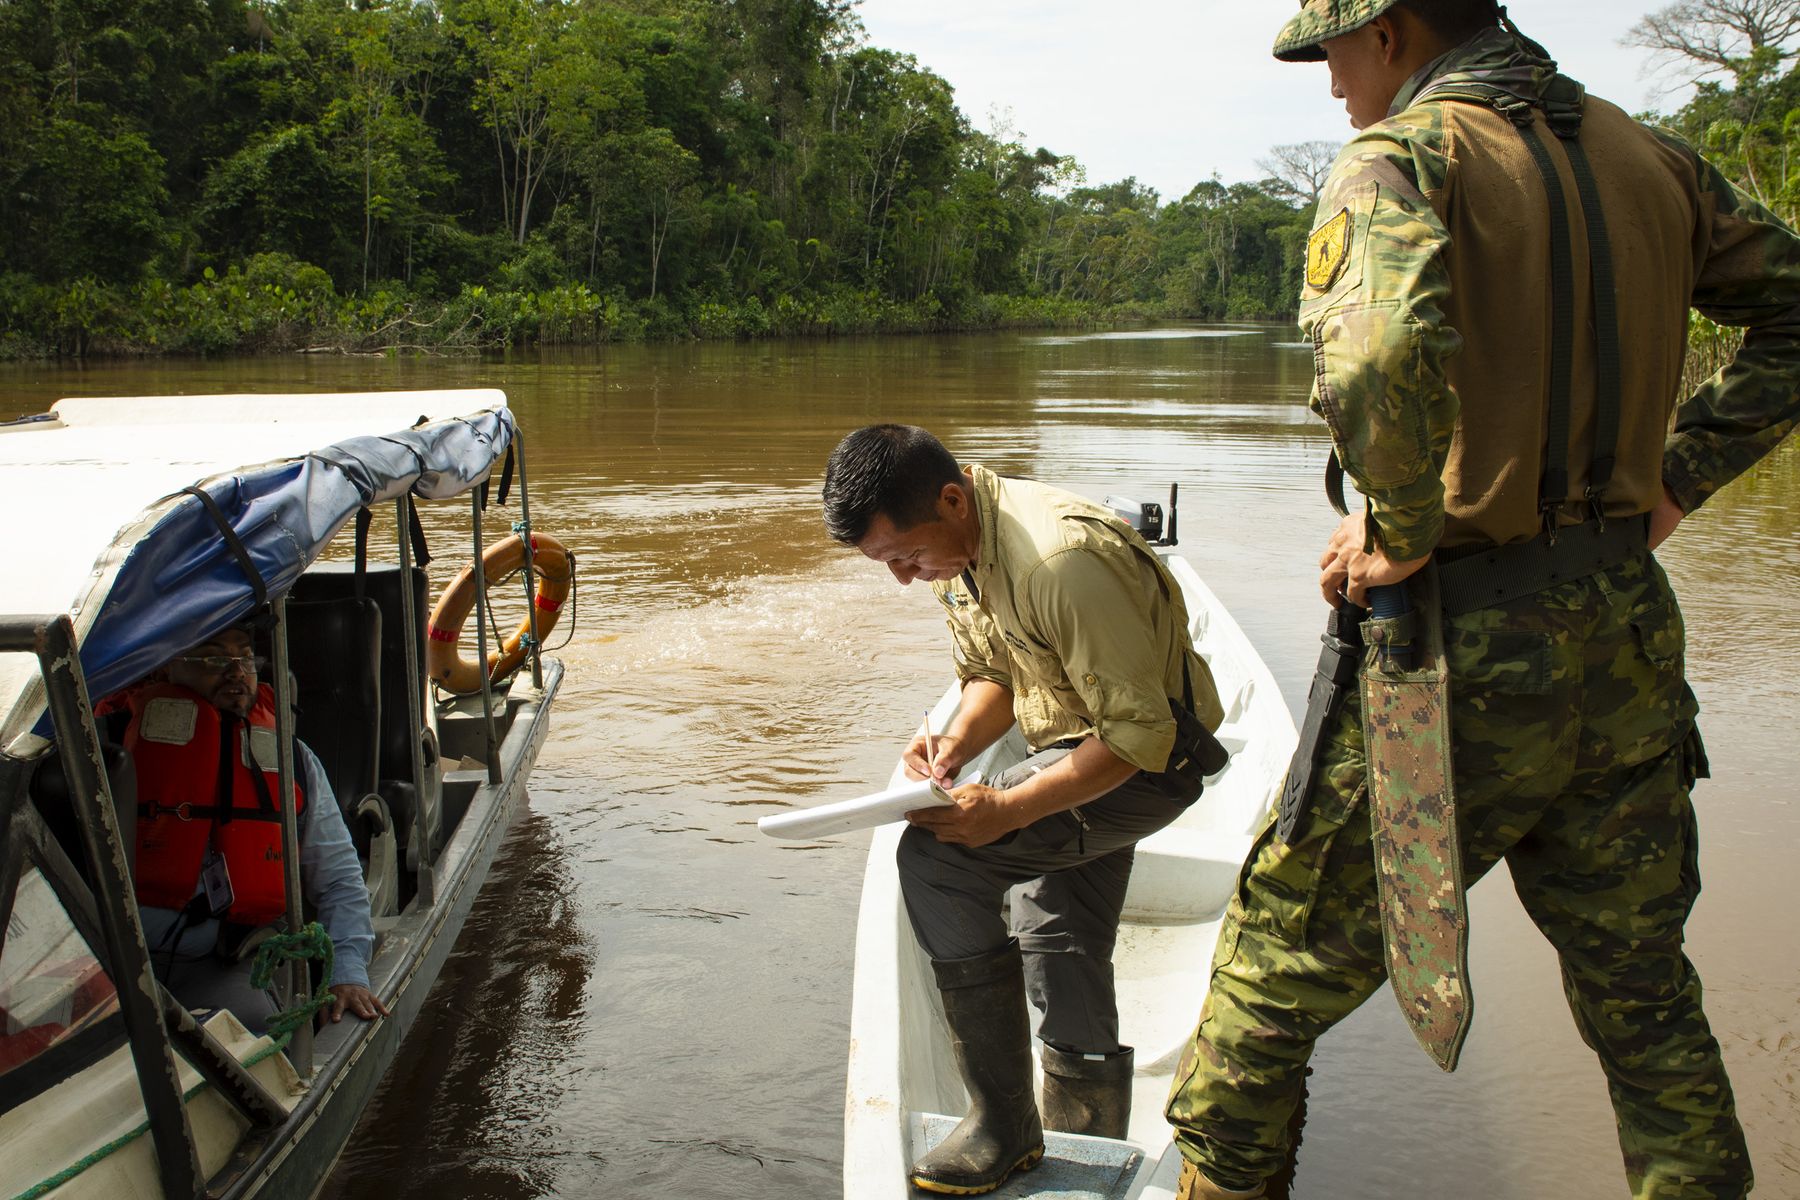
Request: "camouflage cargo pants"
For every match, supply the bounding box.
[1165,555,1753,1198]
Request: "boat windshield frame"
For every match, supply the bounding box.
[0,758,128,1115]
[0,613,208,1197]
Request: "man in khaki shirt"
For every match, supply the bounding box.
[824,424,1225,1194]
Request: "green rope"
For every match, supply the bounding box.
[11,925,340,1198]
[247,921,335,1041]
[7,1035,296,1200]
[9,929,336,1198]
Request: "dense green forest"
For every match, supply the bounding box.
[1,0,1793,357]
[0,0,1323,355]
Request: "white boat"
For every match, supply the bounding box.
[0,391,565,1199]
[844,545,1297,1198]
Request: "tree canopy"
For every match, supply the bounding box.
[1635,0,1800,224]
[0,0,1328,355]
[10,1,1787,358]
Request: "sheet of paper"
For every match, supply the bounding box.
[757,771,982,840]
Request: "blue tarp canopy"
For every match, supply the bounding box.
[0,391,514,754]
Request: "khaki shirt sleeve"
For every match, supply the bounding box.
[1018,548,1175,773]
[1662,135,1800,513]
[933,582,1011,692]
[1300,132,1463,561]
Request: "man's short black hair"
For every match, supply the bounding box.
[822,424,963,545]
[1398,0,1500,46]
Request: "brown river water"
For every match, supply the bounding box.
[2,328,1795,1198]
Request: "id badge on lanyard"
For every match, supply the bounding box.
[200,847,235,917]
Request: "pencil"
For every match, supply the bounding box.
[922,710,937,773]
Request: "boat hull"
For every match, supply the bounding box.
[0,662,561,1200]
[222,659,562,1200]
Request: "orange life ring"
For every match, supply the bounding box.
[426,532,572,695]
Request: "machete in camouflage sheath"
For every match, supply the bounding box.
[1360,562,1472,1072]
[1278,451,1371,843]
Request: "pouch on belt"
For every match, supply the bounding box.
[1360,562,1472,1072]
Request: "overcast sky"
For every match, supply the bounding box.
[853,0,1701,201]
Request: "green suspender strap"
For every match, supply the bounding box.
[1430,62,1624,534]
[1509,104,1578,535]
[1498,73,1624,529]
[1543,81,1624,514]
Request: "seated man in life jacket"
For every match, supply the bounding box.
[111,622,388,1032]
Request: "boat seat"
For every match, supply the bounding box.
[27,743,138,882]
[1113,831,1256,1075]
[292,562,435,863]
[1120,829,1253,923]
[285,593,383,827]
[285,588,402,916]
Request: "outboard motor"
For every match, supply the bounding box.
[1105,483,1179,547]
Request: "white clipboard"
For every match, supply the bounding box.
[757,771,982,840]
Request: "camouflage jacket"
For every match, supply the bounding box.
[1301,28,1800,557]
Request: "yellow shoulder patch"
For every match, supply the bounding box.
[1306,207,1351,292]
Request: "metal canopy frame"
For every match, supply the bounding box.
[0,615,294,1200]
[4,614,204,1198]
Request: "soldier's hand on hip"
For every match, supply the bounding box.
[1648,485,1684,551]
[1319,512,1430,607]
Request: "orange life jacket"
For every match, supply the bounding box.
[124,682,304,926]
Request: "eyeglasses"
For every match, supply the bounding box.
[172,654,267,673]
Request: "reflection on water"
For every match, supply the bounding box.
[2,326,1795,1197]
[322,814,595,1195]
[1026,329,1262,345]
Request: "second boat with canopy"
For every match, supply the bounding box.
[0,389,566,1200]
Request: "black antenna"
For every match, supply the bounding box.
[1165,481,1179,546]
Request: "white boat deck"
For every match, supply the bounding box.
[913,1115,1148,1198]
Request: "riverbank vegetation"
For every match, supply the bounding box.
[1627,1,1800,390]
[0,0,1322,357]
[3,0,1794,357]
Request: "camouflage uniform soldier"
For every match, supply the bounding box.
[1163,2,1800,1198]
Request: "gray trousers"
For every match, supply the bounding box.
[142,905,279,1034]
[896,745,1195,1054]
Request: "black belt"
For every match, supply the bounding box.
[1437,514,1648,616]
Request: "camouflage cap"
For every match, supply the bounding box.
[1273,0,1403,62]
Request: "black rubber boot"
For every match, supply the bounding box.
[1040,1044,1134,1139]
[908,941,1045,1195]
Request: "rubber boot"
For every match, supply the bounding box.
[1040,1044,1134,1139]
[1175,1158,1267,1199]
[908,941,1045,1195]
